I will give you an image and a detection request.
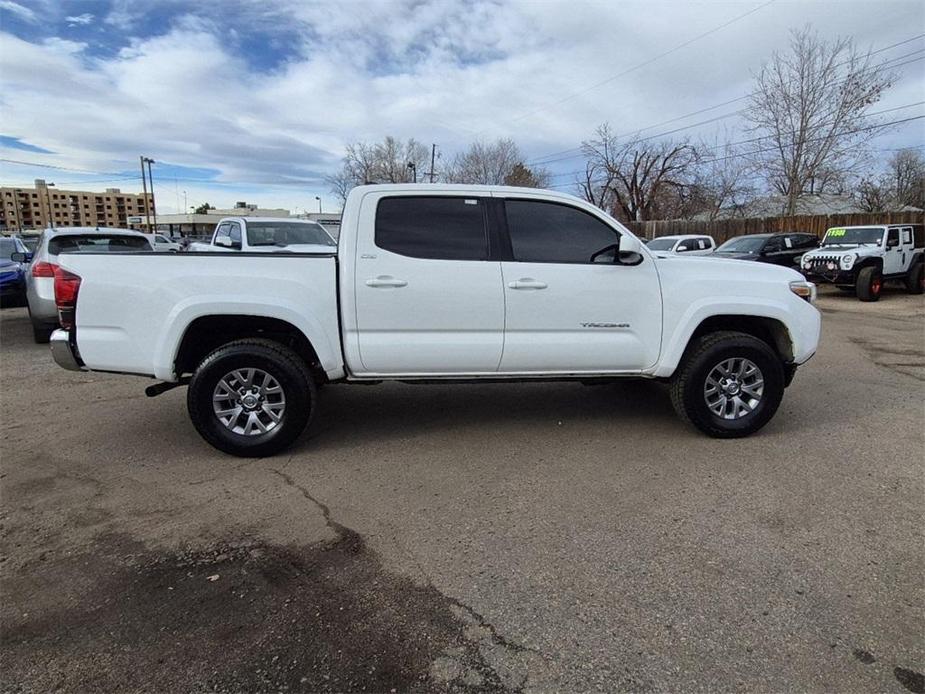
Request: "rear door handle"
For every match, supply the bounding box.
[508,279,547,290]
[366,276,407,288]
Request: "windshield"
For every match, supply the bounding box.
[821,227,883,246]
[716,236,767,254]
[0,237,20,260]
[246,222,336,248]
[48,234,152,254]
[646,237,676,251]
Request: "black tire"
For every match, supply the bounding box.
[31,321,53,344]
[669,331,785,439]
[187,338,316,457]
[905,262,924,295]
[856,265,882,302]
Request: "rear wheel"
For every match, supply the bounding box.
[187,338,316,457]
[669,331,785,438]
[856,266,882,302]
[905,262,924,295]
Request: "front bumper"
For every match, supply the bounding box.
[802,258,856,285]
[50,329,85,371]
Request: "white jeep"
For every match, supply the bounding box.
[800,224,924,301]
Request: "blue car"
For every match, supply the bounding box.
[0,236,28,305]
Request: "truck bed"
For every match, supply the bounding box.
[57,252,341,381]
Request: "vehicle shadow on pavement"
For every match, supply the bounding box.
[301,379,678,454]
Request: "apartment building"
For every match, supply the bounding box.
[0,179,153,231]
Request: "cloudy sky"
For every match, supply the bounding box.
[0,0,923,213]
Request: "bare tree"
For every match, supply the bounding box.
[853,148,925,211]
[577,159,617,211]
[889,148,925,208]
[581,123,698,222]
[327,136,429,202]
[745,27,894,215]
[692,137,756,220]
[444,138,546,186]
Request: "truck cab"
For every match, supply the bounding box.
[191,217,337,253]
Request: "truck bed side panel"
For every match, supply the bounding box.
[57,254,342,381]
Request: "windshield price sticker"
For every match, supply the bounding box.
[827,228,846,237]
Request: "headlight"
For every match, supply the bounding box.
[841,253,855,270]
[790,280,817,304]
[802,255,812,269]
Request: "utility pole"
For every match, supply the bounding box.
[315,196,323,213]
[139,156,152,232]
[143,157,158,232]
[427,143,438,183]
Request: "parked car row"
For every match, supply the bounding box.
[645,226,924,301]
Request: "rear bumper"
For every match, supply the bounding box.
[50,329,85,371]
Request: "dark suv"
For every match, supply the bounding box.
[713,232,819,268]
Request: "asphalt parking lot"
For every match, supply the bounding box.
[1,287,923,693]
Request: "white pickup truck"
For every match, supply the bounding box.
[188,216,336,253]
[49,185,821,456]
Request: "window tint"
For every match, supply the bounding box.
[229,223,242,244]
[888,228,900,244]
[763,237,783,253]
[48,234,151,254]
[375,197,487,260]
[676,240,695,253]
[505,200,619,263]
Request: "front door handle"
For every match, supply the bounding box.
[508,278,547,290]
[366,276,407,288]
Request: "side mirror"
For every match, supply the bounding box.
[617,234,644,265]
[676,245,688,252]
[230,239,242,250]
[10,252,31,263]
[214,236,232,248]
[887,237,899,248]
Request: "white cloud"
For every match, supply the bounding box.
[65,13,94,26]
[1,0,923,213]
[0,0,37,23]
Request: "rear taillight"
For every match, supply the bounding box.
[32,261,57,278]
[54,267,82,330]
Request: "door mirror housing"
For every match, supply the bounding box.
[10,251,31,263]
[676,245,688,252]
[886,237,899,248]
[617,234,645,265]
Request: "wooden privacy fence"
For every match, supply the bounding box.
[624,211,925,243]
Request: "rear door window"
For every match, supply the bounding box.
[375,197,488,260]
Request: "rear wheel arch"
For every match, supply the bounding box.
[174,315,326,383]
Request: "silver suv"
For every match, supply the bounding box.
[13,227,152,343]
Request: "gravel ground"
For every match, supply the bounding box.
[1,286,923,693]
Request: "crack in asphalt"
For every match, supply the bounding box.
[270,467,540,689]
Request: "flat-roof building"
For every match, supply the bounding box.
[0,179,153,231]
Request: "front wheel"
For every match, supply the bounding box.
[669,331,785,438]
[856,266,882,302]
[187,339,316,457]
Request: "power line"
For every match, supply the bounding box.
[544,98,925,179]
[527,34,925,166]
[543,113,925,188]
[487,0,777,135]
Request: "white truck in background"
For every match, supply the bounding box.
[188,217,336,253]
[48,184,821,457]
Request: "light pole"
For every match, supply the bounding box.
[315,196,322,214]
[44,182,56,229]
[407,161,417,183]
[143,157,157,232]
